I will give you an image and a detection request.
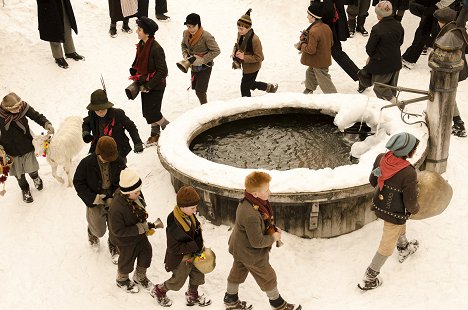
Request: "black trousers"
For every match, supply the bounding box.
[241,71,267,97]
[141,88,165,124]
[137,0,149,18]
[155,0,167,14]
[332,40,359,81]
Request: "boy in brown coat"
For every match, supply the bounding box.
[223,172,301,310]
[300,2,337,94]
[358,132,420,290]
[151,186,210,307]
[233,9,278,97]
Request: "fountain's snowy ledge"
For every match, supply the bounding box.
[158,92,428,193]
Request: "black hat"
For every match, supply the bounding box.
[434,7,457,23]
[238,9,252,27]
[87,89,113,111]
[307,2,324,19]
[184,13,201,27]
[136,17,158,36]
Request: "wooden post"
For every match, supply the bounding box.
[425,31,465,174]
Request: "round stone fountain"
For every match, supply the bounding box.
[158,93,428,238]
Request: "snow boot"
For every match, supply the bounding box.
[116,279,139,293]
[452,120,467,137]
[108,238,119,264]
[270,296,302,310]
[150,284,172,307]
[303,88,313,94]
[397,239,419,263]
[146,134,160,147]
[33,177,43,191]
[87,228,100,249]
[224,293,252,310]
[266,83,279,93]
[356,16,368,36]
[156,13,170,21]
[358,267,382,291]
[122,20,133,34]
[55,58,69,69]
[133,274,153,291]
[22,188,34,203]
[65,52,85,61]
[185,289,211,306]
[109,23,117,38]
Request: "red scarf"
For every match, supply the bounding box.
[133,37,155,75]
[242,191,273,227]
[377,152,410,190]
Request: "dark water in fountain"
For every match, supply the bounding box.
[190,113,356,171]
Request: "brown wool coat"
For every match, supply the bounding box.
[228,200,275,267]
[300,21,333,68]
[181,30,221,66]
[236,33,264,74]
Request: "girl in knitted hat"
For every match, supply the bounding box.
[358,132,420,290]
[151,185,211,307]
[0,92,54,203]
[232,9,278,97]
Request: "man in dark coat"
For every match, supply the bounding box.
[73,136,126,261]
[36,0,84,69]
[358,132,420,290]
[82,89,144,160]
[358,1,404,103]
[155,0,170,20]
[108,0,134,38]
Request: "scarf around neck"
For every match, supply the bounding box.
[373,151,410,190]
[242,191,273,225]
[174,205,197,232]
[188,26,204,46]
[238,29,254,52]
[133,36,155,75]
[0,101,29,133]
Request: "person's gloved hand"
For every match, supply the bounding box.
[93,194,106,205]
[134,143,144,153]
[140,85,150,93]
[45,123,55,135]
[129,67,137,76]
[192,55,204,67]
[82,131,94,143]
[136,222,149,234]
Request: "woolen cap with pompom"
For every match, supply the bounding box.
[119,168,142,194]
[177,186,200,208]
[386,132,419,157]
[238,9,252,27]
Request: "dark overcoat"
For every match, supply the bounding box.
[363,16,404,74]
[37,0,78,42]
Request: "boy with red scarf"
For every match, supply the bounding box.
[358,132,420,290]
[223,171,301,310]
[180,13,220,104]
[130,16,169,146]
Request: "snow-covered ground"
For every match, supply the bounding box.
[1,1,467,309]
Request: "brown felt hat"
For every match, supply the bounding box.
[177,186,200,208]
[95,136,118,162]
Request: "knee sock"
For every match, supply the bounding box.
[397,234,409,248]
[116,272,128,282]
[369,252,388,272]
[29,171,39,180]
[226,281,239,295]
[150,124,160,136]
[134,266,147,280]
[266,287,280,300]
[16,174,29,190]
[156,117,170,129]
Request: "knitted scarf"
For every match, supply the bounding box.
[133,36,155,75]
[238,29,254,52]
[373,151,410,190]
[174,206,196,232]
[121,192,148,223]
[188,26,204,46]
[242,191,273,229]
[0,101,29,133]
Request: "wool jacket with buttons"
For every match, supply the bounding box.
[181,29,221,68]
[300,20,334,68]
[73,153,126,207]
[236,31,264,74]
[369,153,419,224]
[130,39,168,91]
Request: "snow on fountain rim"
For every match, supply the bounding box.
[158,92,428,193]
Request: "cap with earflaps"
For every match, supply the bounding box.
[120,168,142,194]
[87,89,113,111]
[238,9,252,27]
[1,92,22,111]
[95,136,119,162]
[386,132,419,157]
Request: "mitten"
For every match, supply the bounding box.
[93,194,106,205]
[45,123,55,135]
[82,131,94,143]
[192,55,204,67]
[134,143,144,153]
[136,222,149,234]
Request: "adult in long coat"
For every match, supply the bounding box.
[36,0,84,69]
[108,0,135,37]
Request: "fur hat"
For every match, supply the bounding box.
[1,92,22,111]
[177,186,200,208]
[87,89,113,111]
[238,9,252,27]
[308,2,324,19]
[184,13,201,27]
[375,1,393,18]
[136,17,158,36]
[386,132,419,157]
[119,168,142,194]
[95,136,118,162]
[434,7,457,24]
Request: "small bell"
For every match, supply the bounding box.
[378,194,384,201]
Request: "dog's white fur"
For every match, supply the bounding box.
[32,116,84,187]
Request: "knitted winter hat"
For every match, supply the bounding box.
[87,89,113,111]
[184,13,201,27]
[119,168,142,194]
[238,9,252,27]
[177,186,200,208]
[95,136,118,162]
[386,132,419,157]
[1,92,22,111]
[136,16,158,36]
[375,1,393,18]
[308,2,324,19]
[434,7,457,24]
